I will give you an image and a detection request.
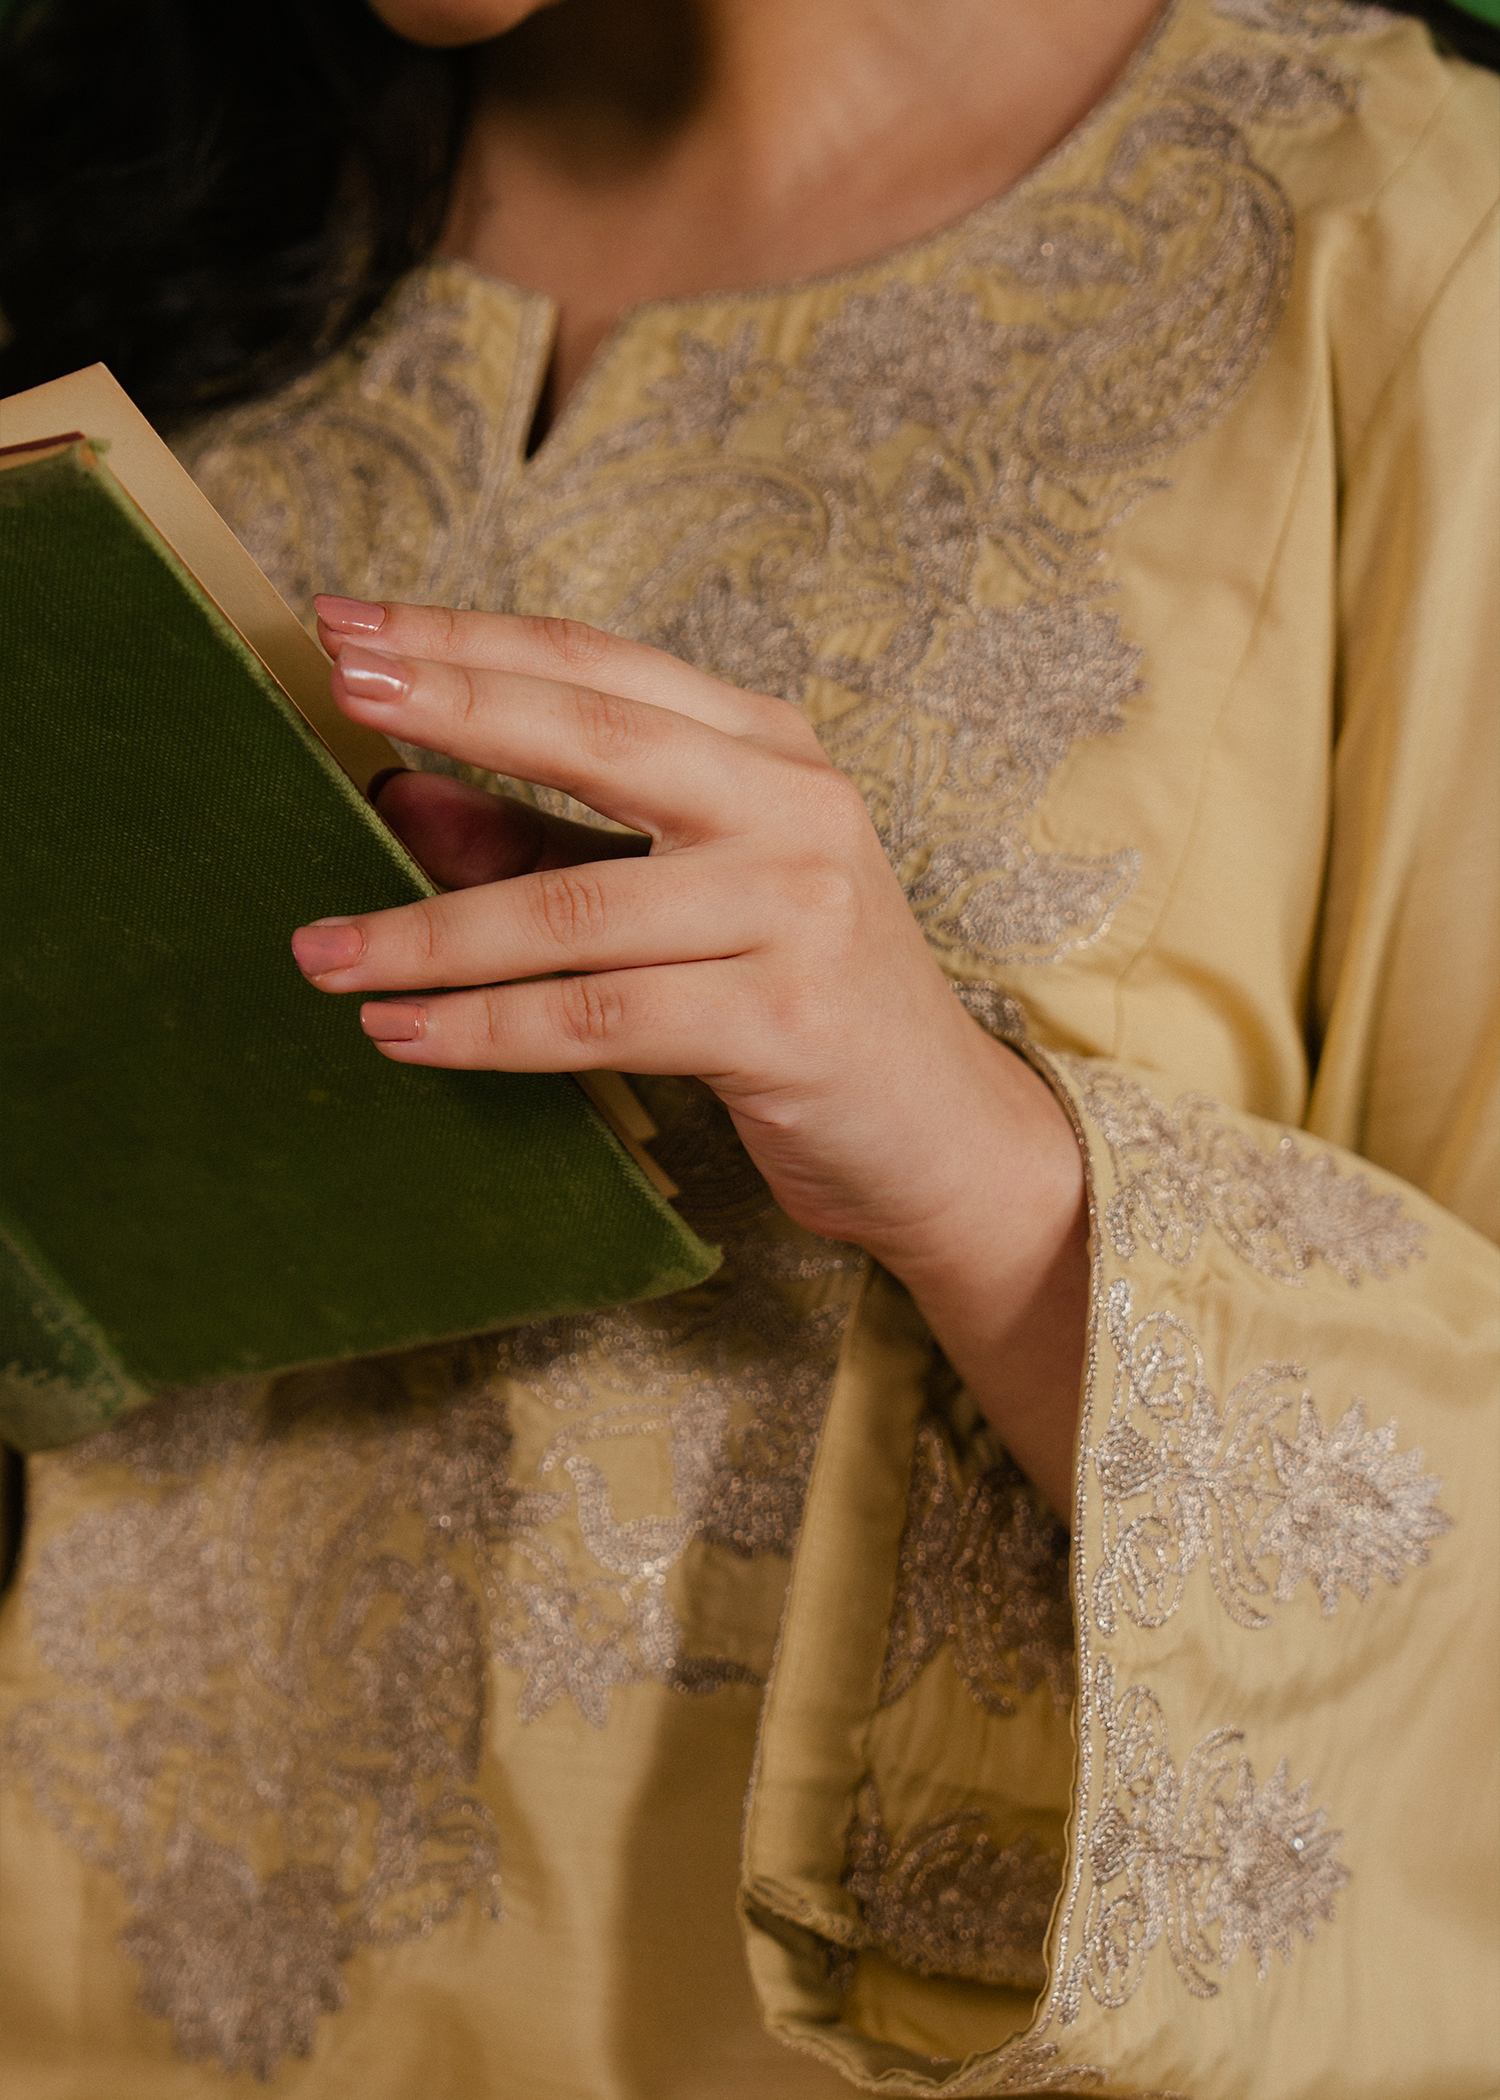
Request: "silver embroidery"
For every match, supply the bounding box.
[9,1373,514,2078]
[1058,1659,1348,2020]
[917,2038,1111,2097]
[843,1780,1064,1991]
[952,978,1030,1041]
[1092,1281,1451,1633]
[881,1418,1074,1715]
[488,1077,866,1571]
[179,275,498,616]
[1074,1068,1428,1284]
[801,281,1013,446]
[10,1209,852,2077]
[1213,0,1396,36]
[1176,45,1358,120]
[475,33,1351,972]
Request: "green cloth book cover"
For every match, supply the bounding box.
[0,370,720,1451]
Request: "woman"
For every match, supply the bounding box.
[0,1,1495,2094]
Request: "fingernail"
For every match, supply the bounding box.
[362,1002,426,1042]
[338,644,409,706]
[314,594,386,634]
[365,765,409,807]
[291,919,365,974]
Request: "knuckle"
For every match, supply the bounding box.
[806,764,870,836]
[785,857,861,932]
[557,974,625,1051]
[478,989,508,1055]
[410,899,445,970]
[574,683,641,765]
[451,663,484,731]
[525,613,613,678]
[393,601,457,657]
[764,958,834,1044]
[533,866,609,950]
[437,604,459,652]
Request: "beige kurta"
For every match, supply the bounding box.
[2,3,1496,2095]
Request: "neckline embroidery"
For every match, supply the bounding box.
[438,0,1188,476]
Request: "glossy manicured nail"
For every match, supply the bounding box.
[291,918,364,975]
[365,765,409,807]
[362,1002,426,1042]
[338,644,409,706]
[314,594,386,634]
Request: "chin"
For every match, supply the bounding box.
[366,0,559,46]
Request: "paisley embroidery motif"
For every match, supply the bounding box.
[1073,1067,1428,1285]
[180,276,510,618]
[842,1780,1064,1991]
[880,1417,1074,1716]
[184,4,1359,980]
[1091,1281,1452,1633]
[1058,1659,1349,2020]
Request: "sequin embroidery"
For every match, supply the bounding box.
[1072,1067,1428,1284]
[880,1418,1075,1716]
[842,1780,1064,1991]
[1091,1280,1451,1633]
[1057,1659,1349,2019]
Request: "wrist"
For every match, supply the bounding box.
[861,1030,1083,1291]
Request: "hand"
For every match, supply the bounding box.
[294,595,1088,1510]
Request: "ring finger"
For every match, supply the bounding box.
[291,843,764,994]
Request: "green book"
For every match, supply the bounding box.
[0,366,719,1452]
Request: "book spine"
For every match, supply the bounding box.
[0,1214,152,1451]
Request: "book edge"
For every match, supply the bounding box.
[0,376,684,1211]
[0,365,397,791]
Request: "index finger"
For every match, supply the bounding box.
[313,596,794,745]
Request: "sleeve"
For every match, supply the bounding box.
[734,161,1500,2100]
[1307,200,1500,1240]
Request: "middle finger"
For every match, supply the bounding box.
[332,645,793,844]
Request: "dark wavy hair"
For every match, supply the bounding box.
[0,0,1495,435]
[0,0,469,428]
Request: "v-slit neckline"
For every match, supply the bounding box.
[440,0,1182,474]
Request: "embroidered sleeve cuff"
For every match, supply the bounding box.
[739,1056,1500,2098]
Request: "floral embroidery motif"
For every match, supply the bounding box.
[880,1418,1074,1715]
[1176,42,1358,121]
[842,1781,1064,1991]
[1058,1659,1348,2019]
[1073,1068,1427,1285]
[9,1374,515,2079]
[952,977,1031,1041]
[1092,1281,1451,1633]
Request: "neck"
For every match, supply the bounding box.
[442,0,1168,428]
[469,0,1164,205]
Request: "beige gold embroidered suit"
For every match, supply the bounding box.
[2,3,1496,2095]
